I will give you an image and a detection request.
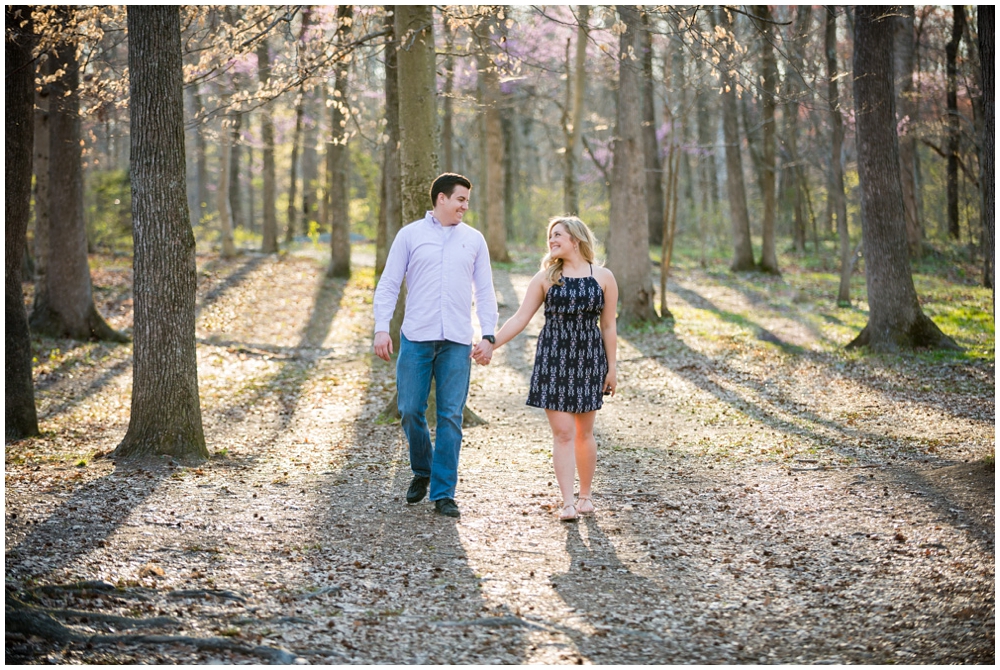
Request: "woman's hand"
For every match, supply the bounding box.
[603,368,617,397]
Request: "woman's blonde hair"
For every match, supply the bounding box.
[541,216,599,285]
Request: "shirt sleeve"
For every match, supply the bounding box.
[472,234,499,336]
[373,231,407,333]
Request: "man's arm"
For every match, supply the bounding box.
[372,232,408,361]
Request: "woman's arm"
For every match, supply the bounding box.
[598,267,619,394]
[493,272,549,349]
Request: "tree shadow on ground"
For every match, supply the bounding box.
[667,282,992,425]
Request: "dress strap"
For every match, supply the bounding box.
[589,263,593,276]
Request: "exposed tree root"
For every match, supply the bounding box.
[846,314,964,352]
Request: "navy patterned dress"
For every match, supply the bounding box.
[527,267,608,413]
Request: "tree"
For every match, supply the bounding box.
[476,12,510,263]
[894,6,922,257]
[376,5,402,277]
[30,7,127,343]
[214,109,238,258]
[562,5,590,216]
[641,11,664,246]
[327,5,353,279]
[257,38,279,254]
[945,5,965,240]
[285,8,312,245]
[608,5,658,326]
[6,6,40,441]
[753,5,779,275]
[114,5,208,462]
[980,6,995,291]
[783,5,812,254]
[827,7,851,305]
[847,6,960,353]
[716,6,755,272]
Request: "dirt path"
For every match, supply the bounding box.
[5,253,994,664]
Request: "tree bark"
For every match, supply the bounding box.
[894,6,922,257]
[215,107,237,257]
[6,6,40,441]
[300,91,319,237]
[228,113,246,232]
[376,5,402,277]
[257,40,279,254]
[395,5,438,225]
[847,6,960,353]
[30,9,127,343]
[945,5,965,240]
[114,5,208,462]
[754,5,779,275]
[608,5,657,326]
[642,11,664,246]
[441,11,455,173]
[285,9,312,245]
[827,8,851,304]
[327,5,353,278]
[477,20,510,263]
[716,6,755,272]
[784,6,812,254]
[33,63,52,320]
[980,6,995,291]
[563,6,590,216]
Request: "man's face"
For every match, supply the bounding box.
[435,185,470,226]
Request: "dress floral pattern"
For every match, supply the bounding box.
[527,270,608,413]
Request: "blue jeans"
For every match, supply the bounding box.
[397,334,472,502]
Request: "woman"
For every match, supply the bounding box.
[491,216,618,521]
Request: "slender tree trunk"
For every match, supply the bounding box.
[228,113,246,232]
[716,6,755,272]
[285,9,312,245]
[33,68,51,317]
[609,6,657,325]
[694,47,718,253]
[785,6,812,254]
[215,108,237,257]
[30,11,127,343]
[895,6,922,256]
[755,5,780,274]
[478,32,510,263]
[377,5,402,276]
[980,6,995,291]
[396,4,438,223]
[642,11,664,246]
[563,5,590,216]
[327,5,353,278]
[848,6,960,353]
[115,5,208,462]
[441,13,455,173]
[827,8,851,304]
[257,40,279,253]
[6,6,40,441]
[300,91,319,237]
[945,5,965,240]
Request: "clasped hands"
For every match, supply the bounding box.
[373,331,494,366]
[471,338,493,366]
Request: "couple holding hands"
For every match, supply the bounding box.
[373,173,618,522]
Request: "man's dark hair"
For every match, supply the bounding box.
[430,173,472,208]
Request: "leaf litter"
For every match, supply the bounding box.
[5,250,993,664]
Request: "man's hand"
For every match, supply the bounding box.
[374,331,393,362]
[471,339,494,366]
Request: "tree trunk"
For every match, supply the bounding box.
[257,40,279,254]
[441,12,455,173]
[376,5,402,277]
[784,6,812,254]
[827,8,851,304]
[33,65,51,319]
[563,6,590,216]
[30,10,127,343]
[395,5,438,225]
[716,7,755,272]
[327,5,353,278]
[285,9,312,245]
[300,91,319,237]
[694,46,718,249]
[114,5,208,462]
[847,6,960,353]
[478,30,510,263]
[215,108,237,257]
[6,6,40,441]
[945,5,965,240]
[754,5,780,274]
[980,6,995,291]
[608,5,657,326]
[228,113,246,232]
[642,11,664,246]
[894,6,922,257]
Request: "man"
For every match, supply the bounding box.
[373,173,497,518]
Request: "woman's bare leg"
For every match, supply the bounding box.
[545,410,578,516]
[574,411,597,513]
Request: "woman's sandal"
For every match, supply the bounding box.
[559,504,578,522]
[576,496,595,515]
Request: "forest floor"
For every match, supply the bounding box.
[5,246,994,664]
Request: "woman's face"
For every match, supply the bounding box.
[548,223,578,259]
